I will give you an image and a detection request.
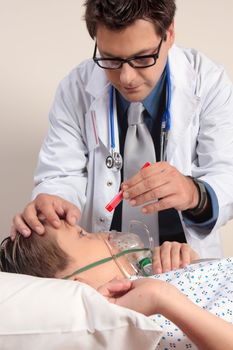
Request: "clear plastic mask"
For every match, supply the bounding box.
[63,221,154,279]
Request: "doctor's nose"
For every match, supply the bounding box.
[119,63,137,86]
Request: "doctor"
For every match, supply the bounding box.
[12,0,233,262]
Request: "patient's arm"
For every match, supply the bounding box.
[152,241,199,274]
[113,278,233,350]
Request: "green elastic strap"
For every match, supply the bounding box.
[62,247,150,280]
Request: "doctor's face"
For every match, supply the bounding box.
[95,19,175,102]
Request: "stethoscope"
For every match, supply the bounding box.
[105,61,171,171]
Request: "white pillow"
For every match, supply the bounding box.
[0,272,162,350]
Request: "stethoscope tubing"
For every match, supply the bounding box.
[109,85,115,150]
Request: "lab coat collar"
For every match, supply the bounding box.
[85,59,110,98]
[166,45,200,163]
[168,44,197,95]
[84,60,116,153]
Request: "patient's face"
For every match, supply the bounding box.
[45,221,134,288]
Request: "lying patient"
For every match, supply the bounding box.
[1,221,233,350]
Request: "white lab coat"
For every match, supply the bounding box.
[32,45,233,258]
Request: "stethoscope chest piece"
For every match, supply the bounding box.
[106,151,123,171]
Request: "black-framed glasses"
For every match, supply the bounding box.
[93,37,164,70]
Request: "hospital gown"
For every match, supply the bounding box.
[131,257,233,350]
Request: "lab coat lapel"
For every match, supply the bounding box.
[166,46,200,164]
[83,65,121,228]
[84,65,119,154]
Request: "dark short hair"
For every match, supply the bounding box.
[0,231,71,278]
[84,0,176,39]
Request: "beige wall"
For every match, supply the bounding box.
[1,0,233,255]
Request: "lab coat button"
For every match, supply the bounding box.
[107,180,113,187]
[99,217,105,223]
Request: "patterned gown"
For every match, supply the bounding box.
[131,258,233,349]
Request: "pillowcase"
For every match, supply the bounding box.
[0,272,162,350]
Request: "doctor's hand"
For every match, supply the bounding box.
[122,162,199,214]
[152,241,199,274]
[11,194,81,239]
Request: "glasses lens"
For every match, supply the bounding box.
[130,56,156,68]
[97,59,122,69]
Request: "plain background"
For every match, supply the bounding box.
[1,0,233,255]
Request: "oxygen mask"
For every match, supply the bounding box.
[62,221,154,280]
[102,220,154,277]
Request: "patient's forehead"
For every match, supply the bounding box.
[40,221,72,243]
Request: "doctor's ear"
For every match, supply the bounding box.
[165,20,175,47]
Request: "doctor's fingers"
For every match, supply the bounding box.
[11,206,44,238]
[17,195,65,235]
[10,214,31,239]
[60,200,81,226]
[122,165,178,201]
[37,195,81,227]
[122,161,170,189]
[141,186,197,214]
[127,179,174,207]
[32,194,80,229]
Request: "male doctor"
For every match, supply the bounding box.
[12,0,233,264]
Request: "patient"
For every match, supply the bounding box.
[0,222,139,288]
[1,222,233,350]
[0,221,199,287]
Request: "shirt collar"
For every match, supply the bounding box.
[116,68,166,119]
[143,69,166,118]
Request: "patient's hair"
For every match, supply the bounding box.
[0,231,71,278]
